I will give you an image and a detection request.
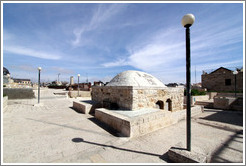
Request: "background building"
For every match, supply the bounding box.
[3,67,14,85]
[13,78,31,85]
[202,67,243,92]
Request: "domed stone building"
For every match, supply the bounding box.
[3,67,14,85]
[92,70,184,111]
[3,67,10,75]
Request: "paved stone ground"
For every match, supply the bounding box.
[2,88,244,163]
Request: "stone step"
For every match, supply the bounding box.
[195,101,214,108]
[73,100,101,114]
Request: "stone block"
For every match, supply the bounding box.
[168,143,207,163]
[73,100,100,114]
[95,106,202,138]
[214,97,236,109]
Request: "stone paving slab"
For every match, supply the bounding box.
[2,89,244,163]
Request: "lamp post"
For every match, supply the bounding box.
[37,67,42,104]
[233,70,238,97]
[182,13,195,151]
[77,74,80,97]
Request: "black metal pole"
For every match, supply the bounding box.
[38,70,40,104]
[186,25,191,151]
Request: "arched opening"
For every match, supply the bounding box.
[103,100,119,110]
[165,99,172,111]
[156,100,164,109]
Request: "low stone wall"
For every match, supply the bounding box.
[207,92,217,99]
[184,95,209,106]
[214,96,242,110]
[193,95,209,102]
[3,88,35,99]
[217,93,243,97]
[68,90,91,98]
[95,106,203,138]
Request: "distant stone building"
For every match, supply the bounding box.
[13,78,31,85]
[70,76,74,85]
[3,67,10,75]
[202,67,243,92]
[165,83,178,87]
[3,67,14,85]
[3,67,32,88]
[92,70,184,111]
[93,81,104,86]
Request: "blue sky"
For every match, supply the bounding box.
[2,2,244,84]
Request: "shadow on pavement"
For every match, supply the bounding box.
[209,130,243,163]
[71,137,165,159]
[200,109,243,126]
[26,118,109,137]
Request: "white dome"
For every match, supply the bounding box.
[106,70,165,87]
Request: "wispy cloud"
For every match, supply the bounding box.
[71,4,128,47]
[3,3,243,84]
[104,14,243,72]
[4,45,62,60]
[103,27,185,71]
[10,65,36,72]
[50,66,74,75]
[195,59,243,72]
[102,58,129,67]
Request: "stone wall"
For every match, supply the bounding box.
[214,96,243,111]
[92,86,184,111]
[131,87,184,111]
[3,88,35,99]
[184,95,209,106]
[68,90,91,98]
[208,92,217,99]
[217,92,243,97]
[92,86,133,110]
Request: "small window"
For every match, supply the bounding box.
[225,79,231,86]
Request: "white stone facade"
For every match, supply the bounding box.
[92,70,184,111]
